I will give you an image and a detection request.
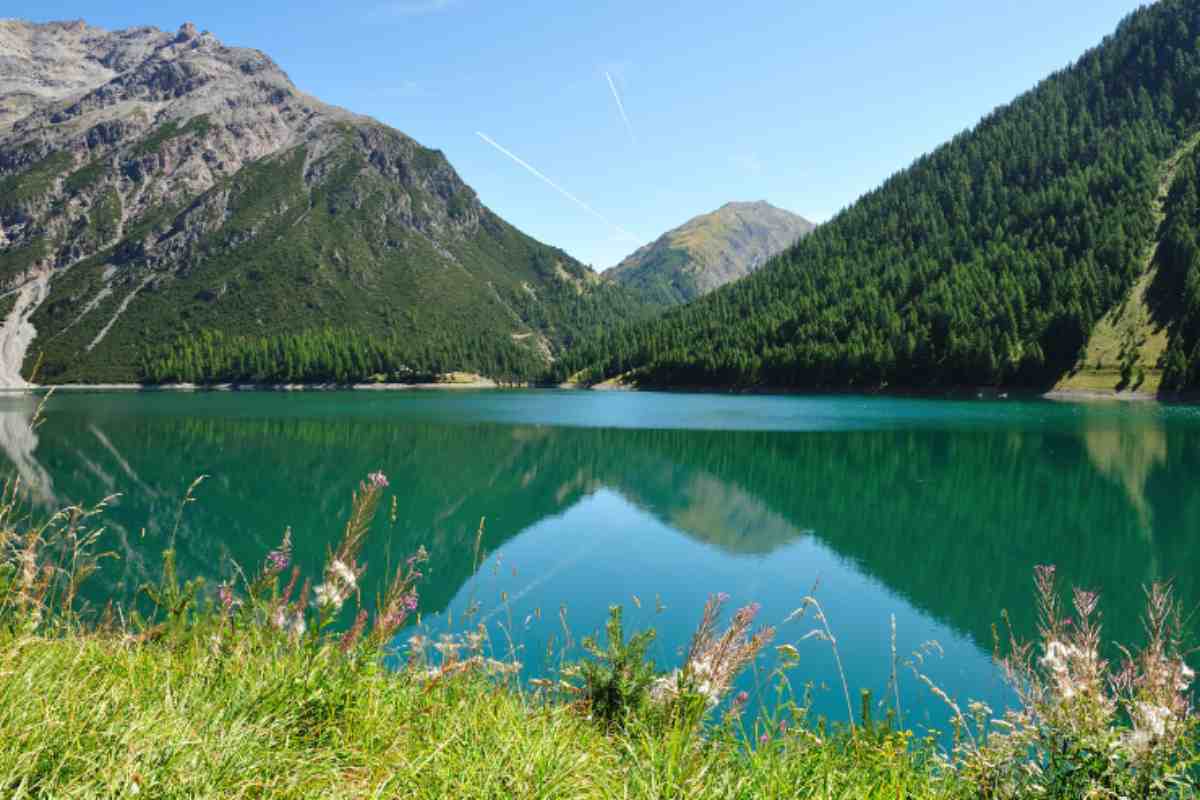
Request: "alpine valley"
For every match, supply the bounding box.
[7,3,1200,398]
[558,0,1200,397]
[0,19,661,385]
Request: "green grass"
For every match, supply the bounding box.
[0,152,73,213]
[0,627,953,799]
[1055,266,1168,394]
[0,236,48,284]
[131,115,213,157]
[63,159,110,195]
[83,189,123,249]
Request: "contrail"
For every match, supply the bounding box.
[605,71,636,145]
[475,131,636,240]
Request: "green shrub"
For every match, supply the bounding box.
[567,604,659,727]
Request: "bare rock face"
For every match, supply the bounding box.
[0,20,629,384]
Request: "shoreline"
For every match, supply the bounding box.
[0,381,1189,403]
[0,379,510,393]
[576,381,1186,403]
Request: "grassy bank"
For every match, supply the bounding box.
[0,470,1195,798]
[0,630,949,798]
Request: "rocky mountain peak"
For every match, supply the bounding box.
[607,200,814,304]
[0,19,645,387]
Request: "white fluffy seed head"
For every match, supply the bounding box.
[331,559,357,589]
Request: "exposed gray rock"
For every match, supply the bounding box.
[0,20,637,384]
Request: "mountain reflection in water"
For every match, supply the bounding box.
[0,391,1195,728]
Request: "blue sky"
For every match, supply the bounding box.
[21,0,1145,268]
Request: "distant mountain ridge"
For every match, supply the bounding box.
[607,201,814,305]
[0,19,655,385]
[559,0,1200,394]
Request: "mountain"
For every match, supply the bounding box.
[606,201,813,305]
[558,0,1200,394]
[0,20,656,385]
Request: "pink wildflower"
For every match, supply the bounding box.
[217,584,235,613]
[267,548,290,572]
[265,529,292,574]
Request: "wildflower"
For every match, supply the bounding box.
[217,583,235,614]
[716,592,730,604]
[968,701,993,719]
[373,611,399,630]
[271,604,306,638]
[1134,702,1172,738]
[484,657,522,675]
[434,634,463,660]
[1124,728,1154,753]
[1040,640,1074,675]
[340,609,369,653]
[367,471,389,489]
[314,582,344,611]
[1178,661,1195,693]
[652,595,774,708]
[330,559,358,590]
[266,547,290,572]
[723,689,751,722]
[266,530,292,573]
[403,592,419,611]
[759,733,769,745]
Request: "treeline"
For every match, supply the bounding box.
[555,1,1200,389]
[141,328,547,384]
[1158,146,1200,390]
[496,248,665,351]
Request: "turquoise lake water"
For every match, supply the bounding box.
[3,389,1198,732]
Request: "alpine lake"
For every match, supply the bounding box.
[5,389,1198,734]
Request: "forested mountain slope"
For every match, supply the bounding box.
[0,20,655,385]
[558,0,1200,391]
[606,201,813,306]
[1154,138,1200,391]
